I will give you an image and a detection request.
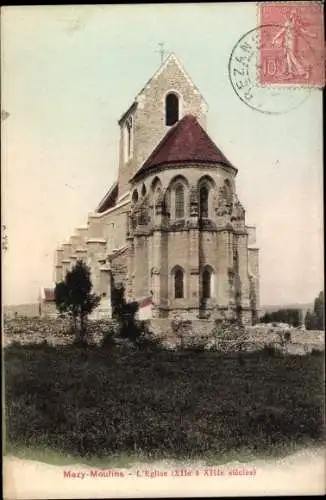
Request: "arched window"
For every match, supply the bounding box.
[199,185,209,218]
[153,187,162,215]
[132,189,138,204]
[151,176,162,194]
[202,268,211,299]
[175,184,185,219]
[141,184,146,197]
[154,187,162,202]
[165,93,179,126]
[174,268,184,299]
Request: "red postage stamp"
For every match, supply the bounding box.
[259,2,324,86]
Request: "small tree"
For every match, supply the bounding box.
[55,260,100,343]
[313,291,324,330]
[110,277,141,345]
[305,310,315,330]
[305,291,324,330]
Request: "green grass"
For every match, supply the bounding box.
[4,344,325,466]
[4,443,154,468]
[5,439,323,468]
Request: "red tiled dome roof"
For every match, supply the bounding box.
[134,115,236,178]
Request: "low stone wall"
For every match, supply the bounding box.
[2,316,114,346]
[247,325,324,345]
[149,319,324,353]
[3,316,324,354]
[246,326,324,355]
[4,303,40,318]
[149,318,214,339]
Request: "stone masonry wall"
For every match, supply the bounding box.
[134,56,207,171]
[117,55,207,196]
[110,249,128,288]
[130,164,239,315]
[4,316,323,355]
[149,318,324,353]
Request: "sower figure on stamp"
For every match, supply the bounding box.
[272,10,317,80]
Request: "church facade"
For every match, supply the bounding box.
[54,54,260,325]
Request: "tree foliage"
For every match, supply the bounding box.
[305,291,324,331]
[110,277,141,344]
[260,308,301,327]
[55,260,100,342]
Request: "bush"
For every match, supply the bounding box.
[111,279,144,346]
[260,308,301,327]
[72,337,89,349]
[310,348,323,357]
[136,334,163,352]
[101,327,116,348]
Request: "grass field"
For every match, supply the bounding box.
[4,343,325,465]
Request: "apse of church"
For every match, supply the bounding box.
[54,53,260,324]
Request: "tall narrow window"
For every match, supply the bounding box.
[202,269,211,299]
[153,187,162,215]
[132,189,138,204]
[199,185,209,218]
[175,184,185,219]
[175,268,184,299]
[125,116,133,161]
[165,93,179,126]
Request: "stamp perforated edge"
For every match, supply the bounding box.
[256,1,325,89]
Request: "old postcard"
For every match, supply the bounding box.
[2,2,325,498]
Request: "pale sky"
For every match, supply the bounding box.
[1,4,323,306]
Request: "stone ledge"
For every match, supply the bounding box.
[86,238,107,244]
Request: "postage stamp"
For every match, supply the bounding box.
[228,26,311,114]
[258,2,324,87]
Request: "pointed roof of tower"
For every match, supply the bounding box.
[132,115,236,179]
[144,53,207,104]
[118,53,207,124]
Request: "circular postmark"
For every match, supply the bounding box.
[228,25,313,114]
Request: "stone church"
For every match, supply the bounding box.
[54,53,260,325]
